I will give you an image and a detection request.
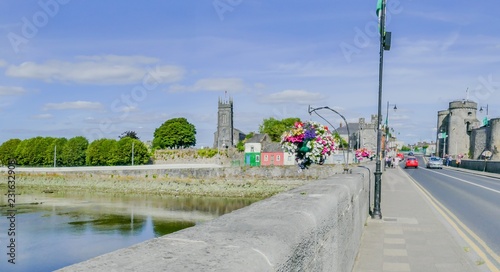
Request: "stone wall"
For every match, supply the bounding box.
[153,148,242,165]
[459,159,500,173]
[58,166,373,272]
[490,118,500,160]
[470,127,489,159]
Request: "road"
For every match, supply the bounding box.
[402,156,500,269]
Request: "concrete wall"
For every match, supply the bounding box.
[57,166,372,272]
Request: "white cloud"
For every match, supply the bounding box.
[167,84,188,93]
[167,78,245,93]
[260,90,328,105]
[117,105,138,113]
[43,101,103,111]
[193,78,244,92]
[0,59,7,67]
[440,31,460,51]
[75,55,158,64]
[0,86,25,95]
[5,55,185,85]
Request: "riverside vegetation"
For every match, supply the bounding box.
[0,165,344,199]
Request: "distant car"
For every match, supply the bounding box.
[405,156,418,168]
[408,152,414,156]
[397,153,404,160]
[426,156,443,169]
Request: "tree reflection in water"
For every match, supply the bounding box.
[0,190,258,271]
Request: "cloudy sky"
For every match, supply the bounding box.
[1,0,499,147]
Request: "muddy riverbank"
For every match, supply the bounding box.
[1,164,349,197]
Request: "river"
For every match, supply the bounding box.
[0,189,258,272]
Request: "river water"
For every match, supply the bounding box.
[0,190,258,272]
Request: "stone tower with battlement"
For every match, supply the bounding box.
[436,100,481,157]
[213,97,234,148]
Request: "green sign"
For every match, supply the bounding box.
[483,117,489,126]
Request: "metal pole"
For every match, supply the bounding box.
[443,134,447,158]
[372,0,386,219]
[54,145,57,167]
[384,101,389,171]
[132,141,135,165]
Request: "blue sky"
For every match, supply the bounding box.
[1,0,499,148]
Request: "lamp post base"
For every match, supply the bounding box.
[372,161,383,219]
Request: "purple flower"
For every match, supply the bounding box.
[304,128,316,140]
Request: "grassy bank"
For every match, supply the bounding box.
[1,172,314,198]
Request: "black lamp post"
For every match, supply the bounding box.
[373,0,391,219]
[480,104,489,126]
[479,104,489,115]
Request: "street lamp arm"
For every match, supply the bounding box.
[308,106,351,141]
[308,105,351,173]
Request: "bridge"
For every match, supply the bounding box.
[45,159,500,271]
[56,165,372,272]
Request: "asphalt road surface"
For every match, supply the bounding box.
[402,156,500,269]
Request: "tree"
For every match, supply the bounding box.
[62,136,89,166]
[14,139,31,166]
[44,137,67,166]
[115,137,150,165]
[0,139,21,165]
[333,132,348,149]
[259,117,300,142]
[153,118,196,149]
[401,145,411,152]
[236,132,255,152]
[119,131,139,140]
[14,137,51,166]
[86,139,118,166]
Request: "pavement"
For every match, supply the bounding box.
[352,165,496,272]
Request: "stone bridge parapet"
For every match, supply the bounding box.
[58,166,373,272]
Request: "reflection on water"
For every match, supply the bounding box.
[0,190,258,272]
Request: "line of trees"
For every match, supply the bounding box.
[0,136,150,167]
[0,117,199,167]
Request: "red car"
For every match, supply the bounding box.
[405,156,419,168]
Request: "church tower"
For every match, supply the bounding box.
[214,96,234,148]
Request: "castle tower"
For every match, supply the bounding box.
[214,97,234,148]
[446,100,480,157]
[436,110,450,157]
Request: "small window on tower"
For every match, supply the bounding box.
[468,112,472,116]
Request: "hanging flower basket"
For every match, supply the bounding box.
[355,148,373,161]
[281,121,336,169]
